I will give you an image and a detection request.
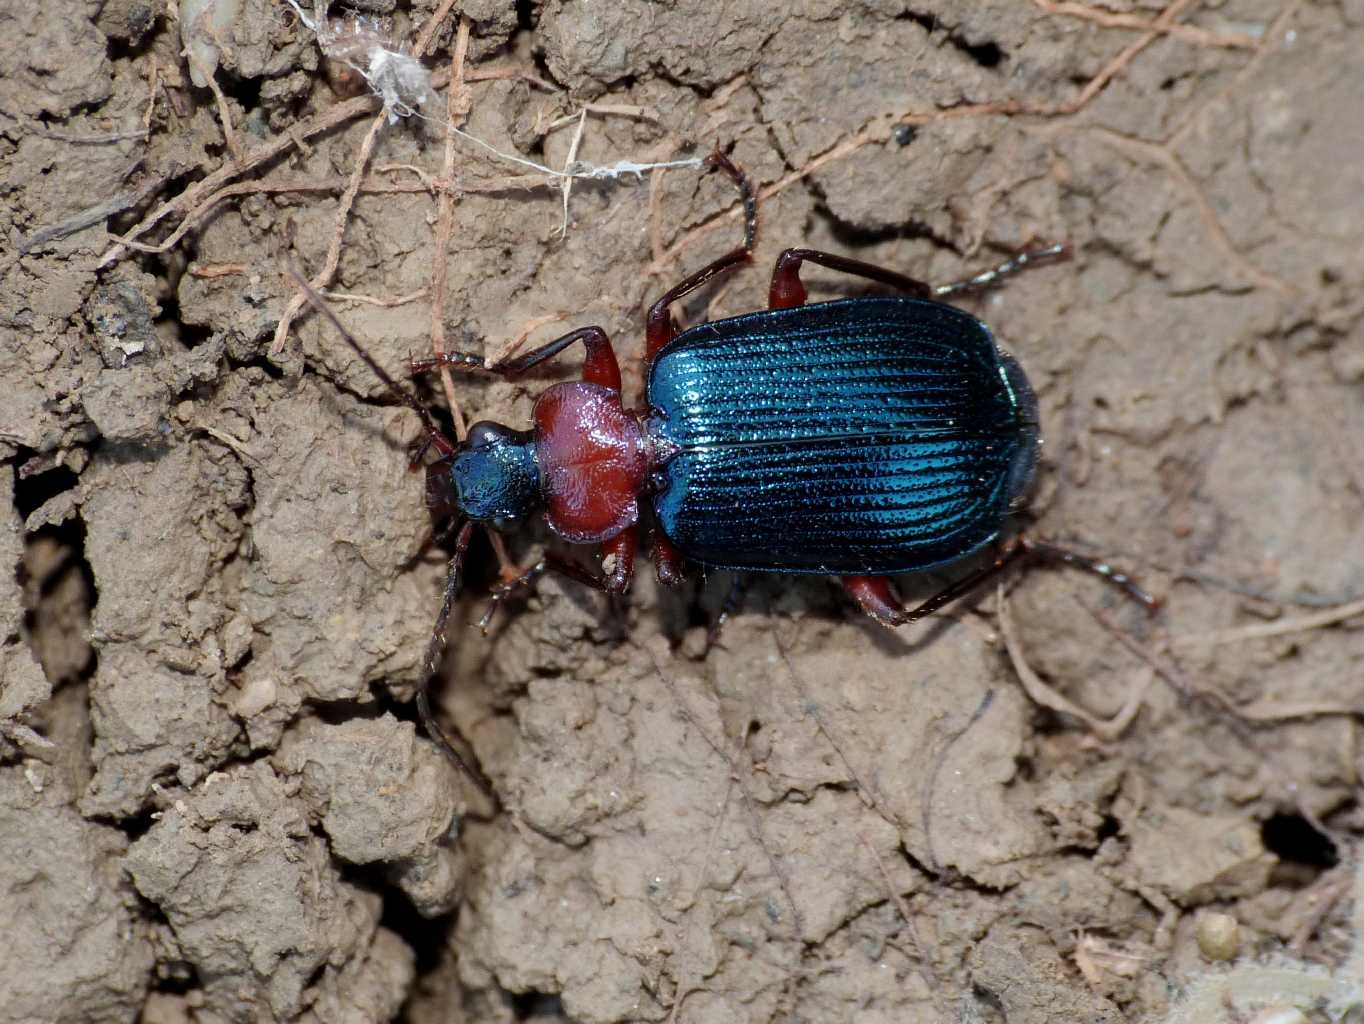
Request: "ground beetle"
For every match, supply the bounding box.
[305,151,1152,783]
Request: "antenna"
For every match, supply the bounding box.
[285,267,442,437]
[287,270,494,800]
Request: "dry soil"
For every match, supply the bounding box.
[2,1,1363,1023]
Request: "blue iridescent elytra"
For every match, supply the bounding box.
[647,296,1040,574]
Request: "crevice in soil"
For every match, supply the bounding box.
[1261,810,1338,877]
[899,10,1007,70]
[511,991,565,1020]
[14,455,97,690]
[515,0,537,33]
[141,903,201,994]
[362,862,451,975]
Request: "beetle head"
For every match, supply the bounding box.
[428,421,541,531]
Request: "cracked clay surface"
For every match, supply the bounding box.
[2,1,1363,1022]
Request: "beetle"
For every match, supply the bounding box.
[302,151,1151,784]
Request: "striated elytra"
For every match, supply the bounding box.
[648,296,1039,576]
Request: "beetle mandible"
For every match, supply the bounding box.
[309,151,1152,783]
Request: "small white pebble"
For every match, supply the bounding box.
[1195,911,1240,961]
[1248,1007,1308,1024]
[23,762,46,793]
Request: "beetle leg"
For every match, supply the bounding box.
[843,533,1157,628]
[477,549,613,634]
[412,328,623,392]
[408,427,457,471]
[931,244,1069,299]
[641,152,758,589]
[493,325,623,392]
[768,245,1069,309]
[844,538,1032,627]
[843,575,923,627]
[600,530,636,594]
[645,249,753,364]
[282,272,464,474]
[653,535,686,587]
[769,248,933,308]
[417,521,496,796]
[409,351,486,375]
[1017,536,1158,611]
[703,573,750,654]
[477,533,642,632]
[644,151,757,366]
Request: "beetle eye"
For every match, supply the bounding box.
[466,421,502,448]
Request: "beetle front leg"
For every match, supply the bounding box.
[497,326,623,392]
[478,548,612,633]
[478,531,638,632]
[408,421,458,471]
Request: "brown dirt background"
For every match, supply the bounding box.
[3,1,1364,1022]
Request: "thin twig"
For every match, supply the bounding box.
[923,688,997,872]
[1166,0,1307,146]
[186,51,245,163]
[19,173,167,254]
[1256,341,1364,499]
[1032,0,1259,49]
[1078,599,1192,697]
[414,0,460,57]
[191,424,262,463]
[545,101,663,131]
[106,180,335,257]
[429,15,472,441]
[323,287,427,307]
[1287,862,1352,954]
[856,831,924,957]
[1090,127,1297,297]
[997,586,1151,740]
[1171,596,1364,648]
[143,60,160,135]
[640,641,807,942]
[0,720,55,752]
[648,159,672,264]
[1057,0,1202,114]
[97,83,420,267]
[484,312,572,365]
[645,0,1215,279]
[188,262,249,277]
[2,110,147,144]
[1232,699,1362,721]
[558,109,588,237]
[771,625,880,811]
[464,65,558,90]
